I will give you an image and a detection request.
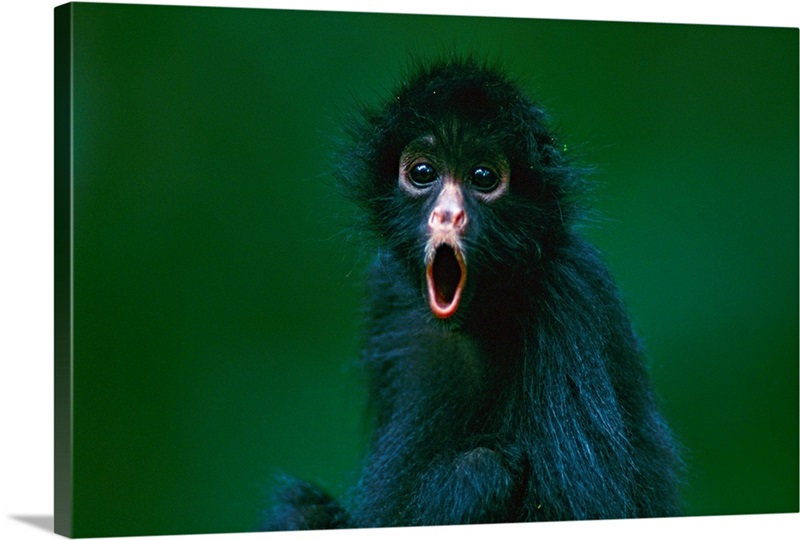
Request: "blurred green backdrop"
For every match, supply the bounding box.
[63,3,798,537]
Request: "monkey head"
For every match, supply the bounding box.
[341,58,582,321]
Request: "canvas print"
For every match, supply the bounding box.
[54,2,799,538]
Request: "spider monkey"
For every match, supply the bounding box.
[262,57,681,529]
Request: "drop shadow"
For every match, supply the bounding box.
[10,515,54,533]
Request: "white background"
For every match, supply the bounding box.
[1,1,798,539]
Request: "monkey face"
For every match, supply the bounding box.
[397,135,510,319]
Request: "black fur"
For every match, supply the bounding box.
[262,57,681,530]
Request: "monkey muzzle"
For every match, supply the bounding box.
[424,182,468,319]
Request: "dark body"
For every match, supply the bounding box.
[262,58,681,530]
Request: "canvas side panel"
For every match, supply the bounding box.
[54,3,74,538]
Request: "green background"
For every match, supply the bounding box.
[64,3,798,537]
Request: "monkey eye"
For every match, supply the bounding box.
[469,166,499,192]
[408,162,438,188]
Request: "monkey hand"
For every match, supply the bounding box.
[414,447,521,525]
[260,476,348,530]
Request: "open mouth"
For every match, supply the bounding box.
[426,243,467,319]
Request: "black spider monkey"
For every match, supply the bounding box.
[262,57,681,530]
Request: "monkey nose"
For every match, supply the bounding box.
[429,205,467,229]
[429,182,467,230]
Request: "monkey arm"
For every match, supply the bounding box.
[412,446,524,525]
